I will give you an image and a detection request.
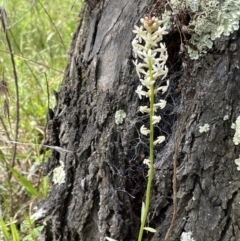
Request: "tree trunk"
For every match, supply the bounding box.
[36,0,240,240]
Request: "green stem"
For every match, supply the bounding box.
[138,64,155,241]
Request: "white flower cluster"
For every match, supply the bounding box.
[132,16,169,149]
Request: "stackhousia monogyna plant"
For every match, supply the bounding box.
[133,16,169,241]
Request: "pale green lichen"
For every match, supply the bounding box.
[167,0,240,59]
[52,161,66,185]
[180,231,195,241]
[234,155,240,171]
[223,114,229,121]
[115,110,126,125]
[231,117,240,170]
[161,10,172,30]
[231,116,240,145]
[199,123,210,133]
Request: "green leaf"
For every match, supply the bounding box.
[7,165,41,199]
[33,225,44,237]
[21,219,29,230]
[10,221,20,241]
[143,227,156,233]
[22,234,32,241]
[141,202,145,223]
[0,217,10,241]
[105,237,119,241]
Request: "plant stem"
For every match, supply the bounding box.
[138,65,155,241]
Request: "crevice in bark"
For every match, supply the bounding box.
[220,191,237,240]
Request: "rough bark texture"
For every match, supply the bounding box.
[37,0,240,240]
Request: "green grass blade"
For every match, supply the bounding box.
[7,165,41,199]
[0,217,10,241]
[10,221,20,241]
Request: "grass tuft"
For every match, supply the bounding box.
[0,0,84,239]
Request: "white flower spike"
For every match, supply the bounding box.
[133,16,169,146]
[132,16,169,241]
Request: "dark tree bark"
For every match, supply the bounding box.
[36,0,240,240]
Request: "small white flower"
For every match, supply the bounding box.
[140,125,150,135]
[155,46,168,64]
[143,159,151,167]
[132,25,147,43]
[143,32,158,48]
[153,26,168,40]
[133,60,147,77]
[140,77,155,88]
[140,17,145,24]
[152,64,168,79]
[142,49,157,66]
[131,38,139,49]
[152,115,161,124]
[156,80,169,93]
[153,136,166,145]
[199,124,210,133]
[139,106,150,114]
[152,42,167,55]
[132,39,147,58]
[159,53,168,64]
[135,85,148,99]
[154,100,167,110]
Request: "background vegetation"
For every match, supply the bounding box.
[0,0,83,239]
